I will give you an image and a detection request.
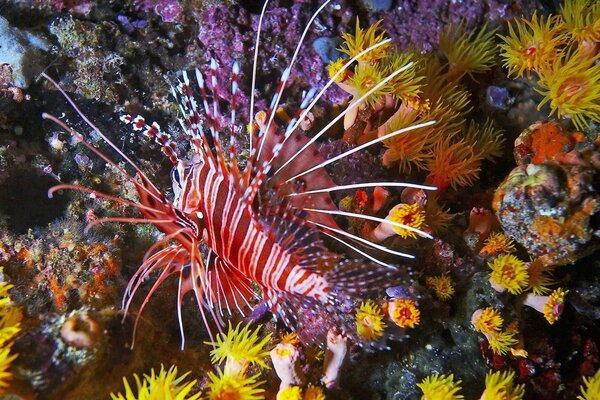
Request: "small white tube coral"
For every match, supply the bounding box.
[321,329,347,389]
[270,343,304,390]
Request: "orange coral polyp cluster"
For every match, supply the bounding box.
[479,232,516,256]
[425,139,482,191]
[387,298,420,328]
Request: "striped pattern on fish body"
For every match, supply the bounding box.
[43,0,437,346]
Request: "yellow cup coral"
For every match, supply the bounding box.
[488,254,529,295]
[578,368,600,400]
[387,298,420,329]
[471,308,518,355]
[425,275,455,301]
[0,274,21,394]
[499,13,565,78]
[355,300,387,341]
[110,365,201,400]
[523,288,569,324]
[206,322,272,377]
[471,307,503,337]
[206,369,264,400]
[417,373,464,400]
[481,370,525,400]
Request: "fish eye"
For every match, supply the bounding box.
[171,168,181,184]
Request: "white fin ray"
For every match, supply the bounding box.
[284,120,437,183]
[304,208,433,239]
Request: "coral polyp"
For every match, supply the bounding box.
[499,13,564,78]
[536,52,600,129]
[355,300,386,341]
[481,370,525,400]
[206,322,272,377]
[488,254,529,295]
[417,374,464,400]
[110,365,201,400]
[205,369,264,400]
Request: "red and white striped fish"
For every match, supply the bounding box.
[43,0,436,346]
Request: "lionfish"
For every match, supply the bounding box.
[43,0,436,346]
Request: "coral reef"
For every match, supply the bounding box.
[0,0,598,399]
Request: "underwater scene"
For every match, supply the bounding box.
[0,0,599,398]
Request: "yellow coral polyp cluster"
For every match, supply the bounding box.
[355,300,387,341]
[482,370,525,400]
[537,52,600,129]
[488,254,529,295]
[425,275,455,301]
[389,203,428,239]
[499,1,600,129]
[339,19,392,63]
[526,258,555,295]
[472,307,518,355]
[347,62,393,107]
[561,0,600,47]
[487,331,519,356]
[206,322,272,376]
[110,365,201,400]
[543,288,569,324]
[499,13,564,78]
[578,369,600,400]
[417,374,464,400]
[0,273,21,394]
[206,369,264,400]
[439,22,497,82]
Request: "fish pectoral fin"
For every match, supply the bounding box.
[206,255,257,318]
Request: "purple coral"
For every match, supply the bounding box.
[135,0,182,22]
[377,0,542,52]
[197,1,348,115]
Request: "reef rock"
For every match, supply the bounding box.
[493,162,600,266]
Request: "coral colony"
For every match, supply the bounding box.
[0,0,599,399]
